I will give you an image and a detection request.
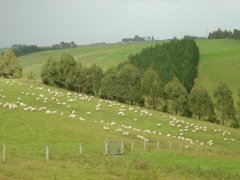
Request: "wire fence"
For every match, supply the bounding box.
[1,139,216,163]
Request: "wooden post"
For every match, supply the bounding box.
[2,144,6,163]
[121,141,124,154]
[144,140,146,151]
[131,142,134,152]
[179,142,182,151]
[169,141,172,150]
[45,145,49,161]
[157,140,159,150]
[104,141,108,155]
[79,144,82,155]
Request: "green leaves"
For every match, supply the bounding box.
[213,82,235,126]
[128,39,200,92]
[141,68,164,110]
[41,56,57,85]
[164,77,188,115]
[0,49,22,78]
[189,87,214,120]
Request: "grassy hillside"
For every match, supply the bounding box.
[195,39,240,102]
[0,78,240,179]
[19,41,160,79]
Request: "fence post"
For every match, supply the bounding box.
[157,140,159,150]
[169,141,172,150]
[79,144,82,155]
[2,144,6,163]
[45,145,49,161]
[121,141,124,154]
[144,140,146,151]
[131,142,134,152]
[104,141,108,155]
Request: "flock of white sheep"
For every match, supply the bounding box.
[0,79,236,151]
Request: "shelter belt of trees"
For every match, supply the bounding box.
[41,39,240,128]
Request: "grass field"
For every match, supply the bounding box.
[18,41,160,79]
[18,39,240,103]
[0,78,240,179]
[195,39,240,102]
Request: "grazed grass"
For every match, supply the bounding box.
[0,78,240,179]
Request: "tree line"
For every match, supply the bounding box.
[11,41,77,57]
[208,28,240,39]
[122,35,154,43]
[125,39,200,92]
[41,53,240,128]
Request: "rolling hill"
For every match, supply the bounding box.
[195,39,240,102]
[0,78,240,179]
[18,41,160,80]
[18,39,240,103]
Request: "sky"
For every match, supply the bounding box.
[0,0,240,47]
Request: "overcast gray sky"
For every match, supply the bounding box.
[0,0,239,47]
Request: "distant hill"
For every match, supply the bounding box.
[0,48,6,54]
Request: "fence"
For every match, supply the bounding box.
[1,140,210,163]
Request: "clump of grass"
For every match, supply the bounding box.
[134,160,149,170]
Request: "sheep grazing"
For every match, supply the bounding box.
[46,110,52,114]
[69,114,76,119]
[158,132,162,135]
[79,117,86,121]
[122,131,129,136]
[115,128,123,132]
[166,134,171,137]
[103,126,110,131]
[111,122,116,126]
[86,112,91,115]
[100,120,104,124]
[157,123,161,127]
[60,112,64,115]
[133,118,138,122]
[143,129,151,134]
[118,111,125,116]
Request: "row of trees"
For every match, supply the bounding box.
[41,54,103,95]
[41,54,240,128]
[122,35,154,43]
[0,49,22,78]
[208,28,240,39]
[11,41,77,57]
[126,39,200,92]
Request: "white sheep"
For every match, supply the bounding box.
[86,112,91,115]
[103,126,110,131]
